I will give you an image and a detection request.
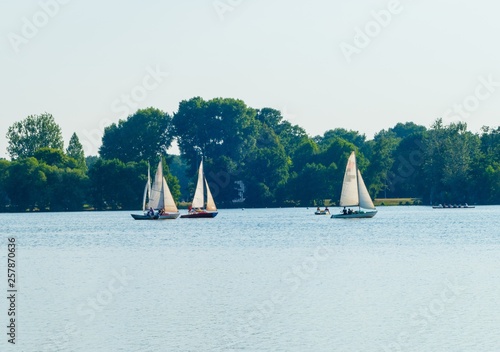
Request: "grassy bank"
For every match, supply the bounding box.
[374,198,422,206]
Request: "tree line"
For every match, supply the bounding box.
[1,98,499,212]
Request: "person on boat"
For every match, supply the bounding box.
[147,207,154,217]
[159,208,165,215]
[317,207,321,212]
[188,205,192,212]
[347,208,353,215]
[324,207,329,213]
[343,207,347,215]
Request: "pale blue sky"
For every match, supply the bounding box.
[1,0,499,158]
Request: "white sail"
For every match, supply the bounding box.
[205,178,217,211]
[357,170,375,209]
[149,160,164,210]
[339,152,359,207]
[191,161,205,208]
[161,177,178,212]
[142,183,148,211]
[141,163,151,211]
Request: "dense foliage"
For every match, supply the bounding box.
[6,113,64,159]
[1,100,499,211]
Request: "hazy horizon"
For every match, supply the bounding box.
[2,0,500,158]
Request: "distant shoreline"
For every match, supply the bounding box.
[0,200,492,214]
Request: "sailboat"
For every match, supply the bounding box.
[181,160,218,218]
[331,151,377,219]
[131,160,180,220]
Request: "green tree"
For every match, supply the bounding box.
[35,163,89,211]
[255,108,307,155]
[477,126,500,203]
[174,97,256,169]
[484,163,500,204]
[242,123,289,206]
[173,97,258,205]
[67,132,87,171]
[422,120,482,204]
[4,158,47,210]
[0,159,11,209]
[169,155,189,201]
[3,151,89,211]
[386,132,426,198]
[363,130,400,198]
[389,122,426,139]
[6,113,64,159]
[100,107,174,163]
[316,128,366,149]
[290,137,319,173]
[34,148,77,169]
[88,159,155,210]
[287,163,331,206]
[85,155,99,170]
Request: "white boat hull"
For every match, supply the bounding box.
[315,211,330,215]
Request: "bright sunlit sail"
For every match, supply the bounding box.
[332,152,377,219]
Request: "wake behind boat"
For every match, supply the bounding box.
[331,152,377,219]
[181,160,218,219]
[131,159,180,220]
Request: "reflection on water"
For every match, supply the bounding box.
[1,206,499,351]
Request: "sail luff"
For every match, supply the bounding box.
[148,160,164,209]
[339,152,360,207]
[142,183,148,212]
[205,178,217,211]
[191,161,205,208]
[147,163,151,201]
[357,170,376,209]
[141,163,151,211]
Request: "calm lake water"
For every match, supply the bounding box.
[1,206,500,351]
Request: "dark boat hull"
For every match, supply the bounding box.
[432,206,475,209]
[131,212,180,220]
[331,210,377,219]
[180,211,218,219]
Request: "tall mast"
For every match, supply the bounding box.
[355,152,361,212]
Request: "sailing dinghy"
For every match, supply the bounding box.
[131,160,180,220]
[331,152,377,219]
[181,160,218,219]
